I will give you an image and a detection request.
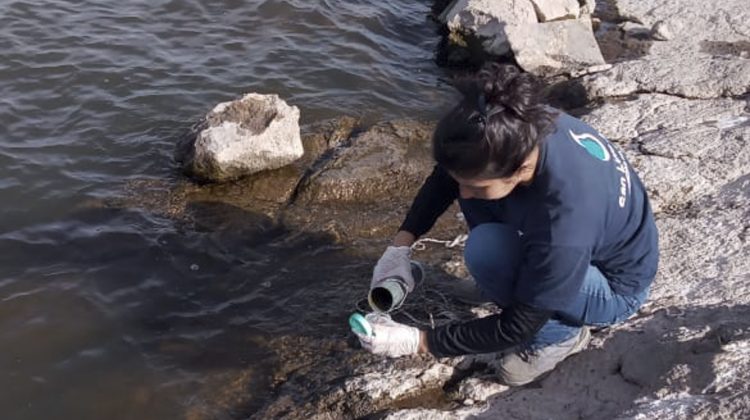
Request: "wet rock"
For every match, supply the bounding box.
[344,363,455,401]
[441,0,538,56]
[278,119,470,245]
[116,117,357,220]
[508,17,606,76]
[187,116,357,212]
[252,334,458,420]
[528,0,580,22]
[179,93,303,182]
[295,120,435,204]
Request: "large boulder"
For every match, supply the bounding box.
[508,17,606,76]
[441,0,538,56]
[179,93,303,182]
[439,0,605,75]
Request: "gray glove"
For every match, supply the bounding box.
[371,245,415,292]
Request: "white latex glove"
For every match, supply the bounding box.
[356,313,421,358]
[371,245,415,292]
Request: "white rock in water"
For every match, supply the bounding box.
[188,93,302,182]
[442,0,538,56]
[528,0,580,22]
[508,17,606,75]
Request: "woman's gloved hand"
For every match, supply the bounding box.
[371,246,415,292]
[355,313,421,358]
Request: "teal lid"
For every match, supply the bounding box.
[348,313,373,337]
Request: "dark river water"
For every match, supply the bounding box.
[0,1,456,418]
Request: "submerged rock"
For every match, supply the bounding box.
[178,93,303,182]
[282,119,466,244]
[295,120,435,204]
[116,117,357,220]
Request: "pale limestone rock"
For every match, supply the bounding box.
[344,363,454,401]
[185,93,302,182]
[508,17,606,75]
[457,377,508,401]
[583,55,750,99]
[583,0,750,99]
[580,94,747,142]
[581,95,750,214]
[528,0,580,21]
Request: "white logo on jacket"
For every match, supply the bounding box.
[569,130,632,208]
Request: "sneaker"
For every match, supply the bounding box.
[497,326,591,386]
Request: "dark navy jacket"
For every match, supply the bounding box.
[400,111,659,356]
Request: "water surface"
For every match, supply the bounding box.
[0,0,455,418]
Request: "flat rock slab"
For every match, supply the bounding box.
[583,0,750,99]
[583,56,750,99]
[388,305,750,419]
[582,95,750,213]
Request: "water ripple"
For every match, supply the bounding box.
[0,0,455,418]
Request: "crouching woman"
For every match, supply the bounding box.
[357,63,659,386]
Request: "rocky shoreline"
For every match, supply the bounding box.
[117,0,749,418]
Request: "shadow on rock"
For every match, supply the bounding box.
[592,0,654,64]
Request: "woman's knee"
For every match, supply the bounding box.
[464,223,522,287]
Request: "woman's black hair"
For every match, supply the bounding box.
[433,63,556,179]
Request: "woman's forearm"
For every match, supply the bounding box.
[392,230,416,247]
